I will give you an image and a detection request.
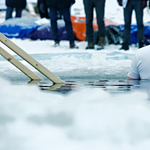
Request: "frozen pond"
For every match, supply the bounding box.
[0,40,135,83]
[0,39,148,93]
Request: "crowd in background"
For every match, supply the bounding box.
[3,0,150,50]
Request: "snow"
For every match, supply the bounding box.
[0,0,150,150]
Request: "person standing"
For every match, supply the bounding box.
[40,0,78,49]
[5,0,26,20]
[117,0,147,50]
[83,0,106,50]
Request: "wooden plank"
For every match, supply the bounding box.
[0,46,42,80]
[0,33,65,84]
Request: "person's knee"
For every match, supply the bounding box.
[50,14,57,22]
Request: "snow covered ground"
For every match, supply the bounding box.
[1,0,150,150]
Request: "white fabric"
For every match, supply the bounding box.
[127,45,150,80]
[0,0,6,9]
[123,0,128,8]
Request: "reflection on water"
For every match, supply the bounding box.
[37,79,150,97]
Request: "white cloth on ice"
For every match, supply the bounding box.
[123,0,128,8]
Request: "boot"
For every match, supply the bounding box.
[54,41,59,47]
[97,36,105,50]
[70,43,79,49]
[85,42,94,49]
[139,41,144,49]
[119,42,129,50]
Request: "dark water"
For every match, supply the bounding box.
[38,79,150,95]
[0,70,150,95]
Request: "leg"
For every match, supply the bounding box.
[15,8,23,18]
[49,8,59,43]
[60,7,75,45]
[5,7,13,20]
[95,0,106,49]
[121,1,133,50]
[83,0,94,43]
[95,0,105,37]
[134,1,144,48]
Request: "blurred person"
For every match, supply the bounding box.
[38,0,62,19]
[5,0,27,20]
[127,45,150,80]
[83,0,106,50]
[37,0,49,18]
[40,0,78,49]
[117,0,147,50]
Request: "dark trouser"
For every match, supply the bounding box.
[83,0,106,43]
[39,8,49,19]
[6,7,23,20]
[123,0,144,45]
[49,7,75,44]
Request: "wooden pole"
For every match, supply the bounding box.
[0,46,42,80]
[0,33,65,84]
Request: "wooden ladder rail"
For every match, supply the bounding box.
[0,46,42,80]
[0,33,65,84]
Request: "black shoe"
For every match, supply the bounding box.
[54,41,59,47]
[119,45,129,51]
[85,46,94,49]
[85,42,94,49]
[96,45,104,50]
[139,41,144,48]
[70,43,79,49]
[119,42,129,51]
[97,36,105,50]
